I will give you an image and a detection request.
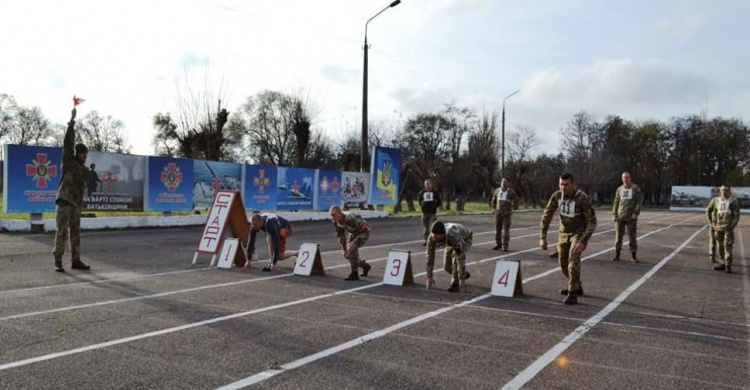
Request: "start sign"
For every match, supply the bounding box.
[193,190,249,267]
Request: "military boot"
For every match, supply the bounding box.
[611,250,621,261]
[54,256,64,273]
[726,265,732,274]
[560,286,584,296]
[447,281,460,293]
[563,292,578,305]
[709,255,716,263]
[630,252,639,263]
[492,245,502,250]
[344,271,360,281]
[713,264,726,272]
[71,260,91,270]
[360,262,372,277]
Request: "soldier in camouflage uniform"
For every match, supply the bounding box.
[425,221,472,293]
[53,108,91,272]
[540,173,597,305]
[490,177,520,251]
[418,179,442,246]
[611,171,643,262]
[329,206,372,281]
[706,186,741,273]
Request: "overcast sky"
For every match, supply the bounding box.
[2,0,748,156]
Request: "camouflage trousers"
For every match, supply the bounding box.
[557,233,582,291]
[421,213,437,242]
[347,233,368,272]
[443,233,473,284]
[614,219,638,252]
[53,201,82,263]
[495,213,512,248]
[710,229,734,266]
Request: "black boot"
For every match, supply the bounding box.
[563,292,578,305]
[611,250,621,261]
[713,264,726,271]
[503,247,509,252]
[560,287,584,296]
[726,265,732,274]
[344,271,359,281]
[54,257,65,273]
[549,251,558,258]
[71,261,90,271]
[630,252,639,263]
[360,262,371,277]
[492,245,501,250]
[447,281,459,293]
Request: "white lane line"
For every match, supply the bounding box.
[0,231,547,323]
[0,226,531,297]
[500,225,707,390]
[211,218,694,388]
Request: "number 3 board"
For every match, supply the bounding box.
[383,249,414,286]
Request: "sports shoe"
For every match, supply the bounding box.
[360,262,371,277]
[262,264,272,272]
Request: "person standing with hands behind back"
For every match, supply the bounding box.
[418,179,442,246]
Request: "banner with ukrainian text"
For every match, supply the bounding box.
[368,146,401,206]
[145,156,193,212]
[277,167,315,210]
[3,144,62,213]
[84,151,145,211]
[315,170,342,210]
[193,159,242,210]
[243,165,278,211]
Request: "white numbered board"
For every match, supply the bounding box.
[294,243,324,276]
[491,260,521,297]
[217,238,240,269]
[383,250,414,286]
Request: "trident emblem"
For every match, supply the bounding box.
[381,158,392,186]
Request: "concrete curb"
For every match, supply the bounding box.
[0,211,390,233]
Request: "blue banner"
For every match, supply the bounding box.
[3,144,62,213]
[192,159,242,210]
[368,146,401,205]
[277,167,315,210]
[244,165,278,211]
[315,170,342,211]
[146,156,194,212]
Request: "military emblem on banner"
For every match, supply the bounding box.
[254,169,270,195]
[161,163,183,191]
[381,158,392,187]
[26,153,58,188]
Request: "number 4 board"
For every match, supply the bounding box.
[293,243,325,276]
[383,249,414,286]
[490,260,523,297]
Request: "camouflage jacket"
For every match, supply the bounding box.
[612,184,643,221]
[56,117,88,208]
[540,190,597,245]
[706,196,741,231]
[333,213,371,249]
[426,222,473,277]
[490,187,520,216]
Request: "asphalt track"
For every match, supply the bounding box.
[0,210,748,389]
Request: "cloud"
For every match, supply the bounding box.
[522,59,709,112]
[319,64,358,85]
[657,14,705,39]
[387,87,452,114]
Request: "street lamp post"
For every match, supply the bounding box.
[361,0,401,172]
[501,89,520,178]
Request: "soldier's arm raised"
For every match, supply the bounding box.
[62,108,77,167]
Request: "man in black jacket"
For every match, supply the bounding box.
[418,179,442,246]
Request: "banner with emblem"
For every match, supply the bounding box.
[341,171,370,207]
[314,170,342,210]
[368,146,401,206]
[243,165,278,211]
[145,156,193,212]
[192,160,242,210]
[3,144,62,213]
[84,151,145,211]
[277,167,315,210]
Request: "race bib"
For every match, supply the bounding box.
[718,201,729,213]
[621,188,632,200]
[497,190,508,202]
[560,200,576,218]
[423,192,434,202]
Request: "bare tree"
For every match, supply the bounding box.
[74,111,130,153]
[2,103,52,146]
